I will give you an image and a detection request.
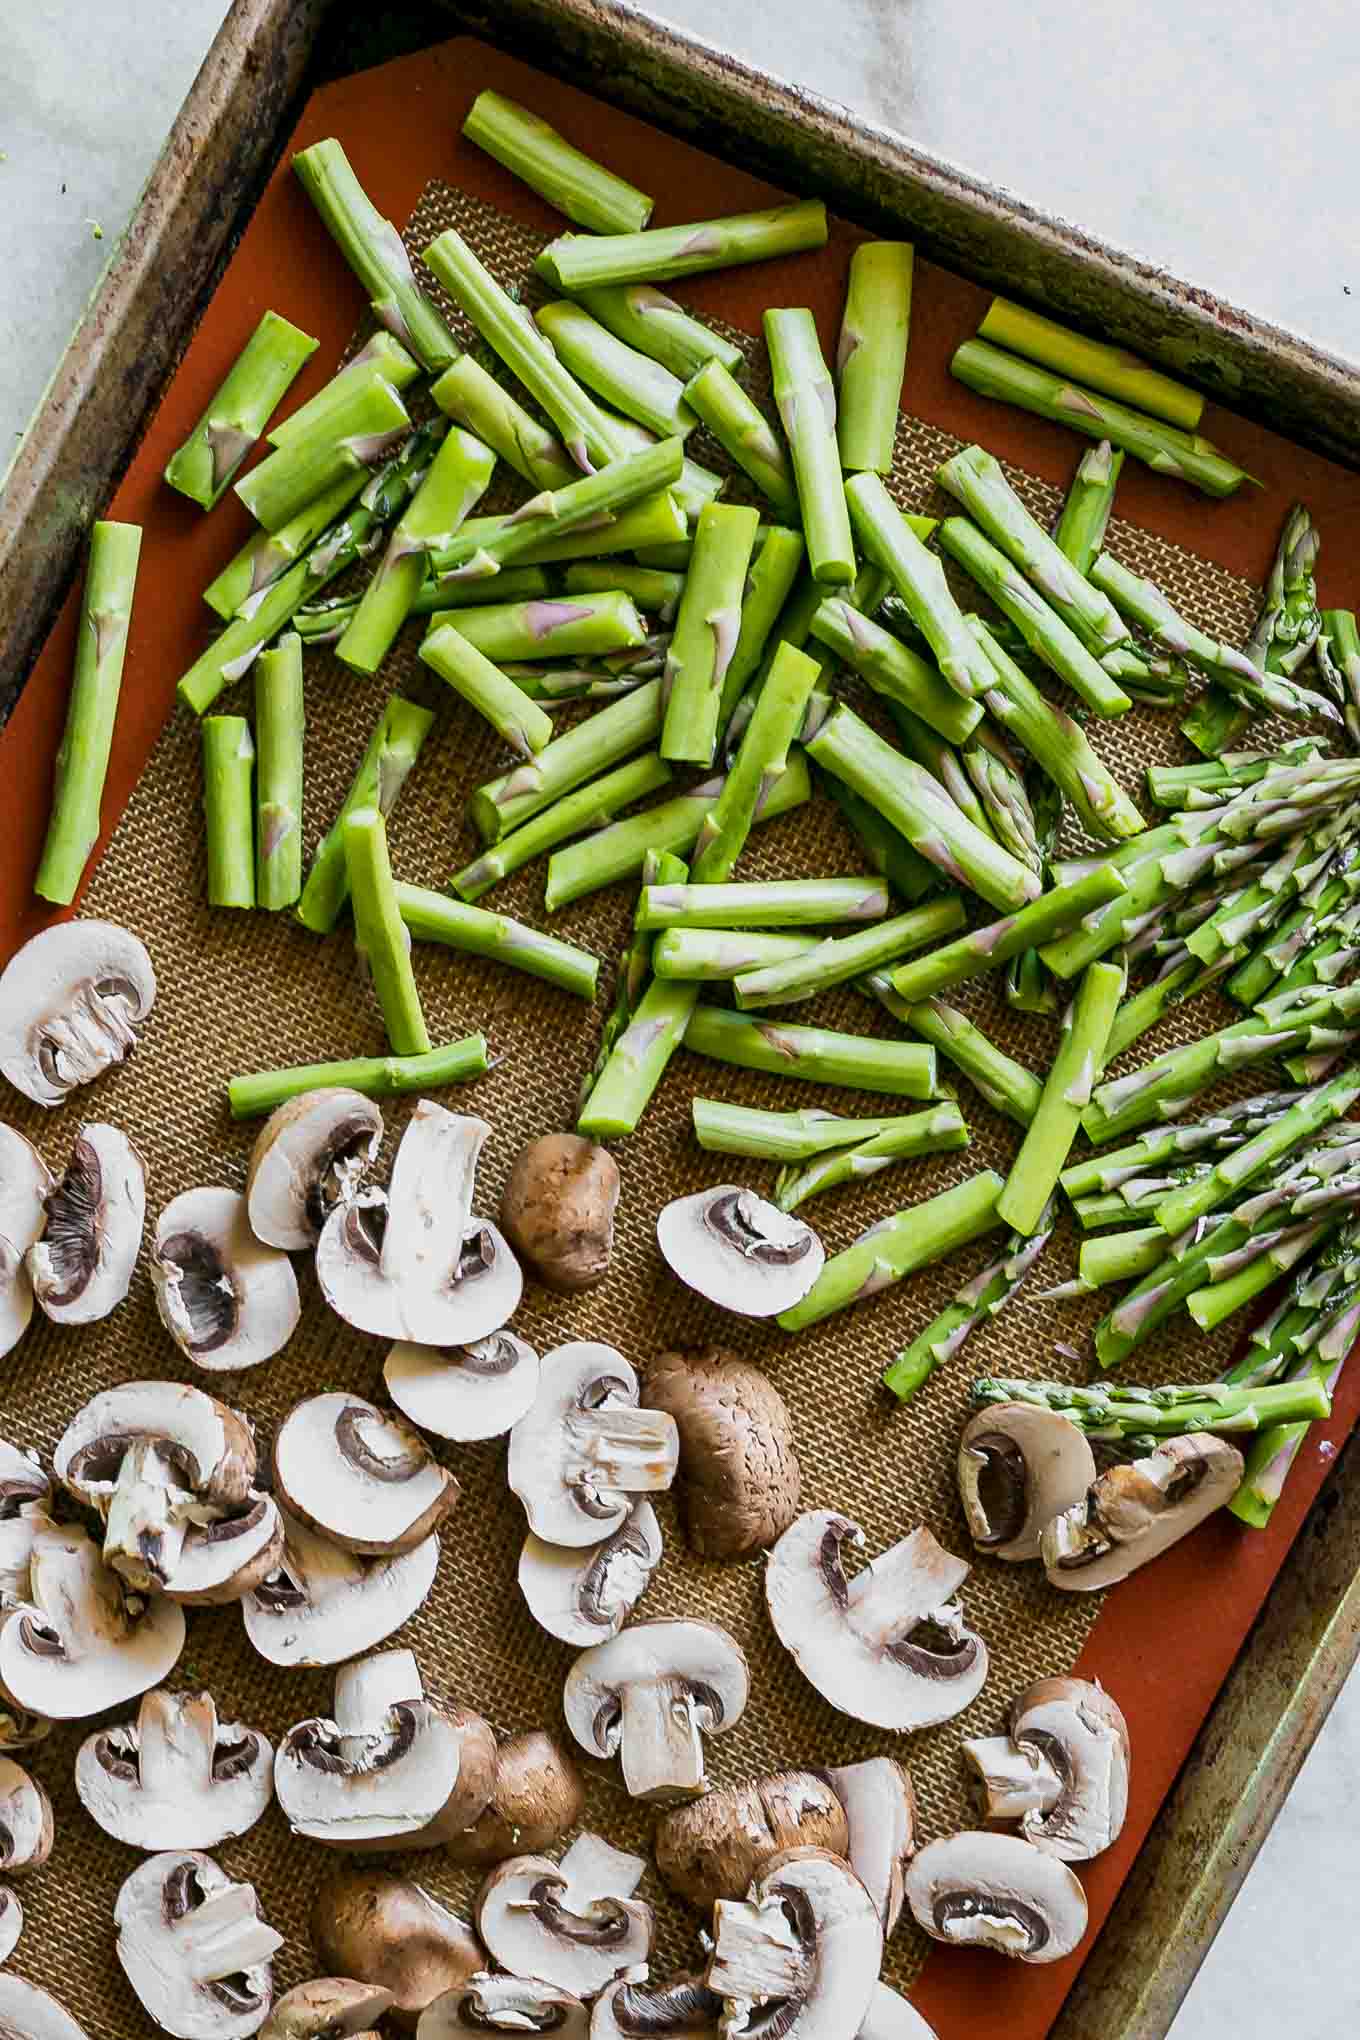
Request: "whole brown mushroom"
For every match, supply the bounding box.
[310,1871,481,2031]
[499,1135,620,1294]
[644,1349,800,1560]
[655,1771,847,1907]
[443,1730,586,1869]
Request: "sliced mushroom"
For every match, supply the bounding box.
[419,1975,588,2038]
[316,1104,522,1346]
[0,1975,90,2039]
[857,1984,939,2040]
[0,1241,32,1368]
[311,1871,482,2033]
[261,1980,394,2040]
[0,920,156,1107]
[518,1501,662,1646]
[562,1617,748,1802]
[0,1130,52,1359]
[241,1510,440,1669]
[1041,1434,1244,1589]
[590,1977,722,2040]
[655,1771,848,1908]
[0,1883,20,1962]
[507,1342,678,1549]
[273,1393,458,1556]
[443,1730,585,1869]
[385,1330,540,1443]
[0,1758,52,1878]
[275,1649,495,1850]
[903,1831,1088,1962]
[476,1834,653,1999]
[961,1676,1129,1861]
[152,1187,300,1371]
[0,1439,49,1529]
[766,1512,989,1731]
[116,1850,283,2038]
[0,1509,184,1718]
[706,1847,882,2040]
[657,1187,824,1317]
[75,1688,273,1850]
[162,1493,287,1606]
[957,1404,1098,1562]
[25,1123,145,1325]
[644,1348,800,1560]
[246,1089,384,1251]
[499,1133,620,1293]
[825,1758,918,1936]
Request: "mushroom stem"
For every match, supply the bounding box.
[846,1525,970,1640]
[708,1895,806,2003]
[962,1736,1064,1822]
[619,1681,707,1800]
[102,1441,195,1587]
[565,1407,681,1496]
[168,1877,284,1984]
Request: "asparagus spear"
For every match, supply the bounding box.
[776,1102,969,1213]
[1246,503,1321,675]
[939,518,1131,717]
[1103,953,1233,1060]
[430,439,685,587]
[997,961,1124,1234]
[445,591,649,670]
[776,1171,1006,1332]
[1229,1333,1351,1528]
[1061,1090,1304,1198]
[884,700,997,843]
[452,752,672,901]
[1146,745,1321,809]
[718,526,807,729]
[535,199,828,290]
[971,1376,1330,1440]
[463,89,653,232]
[536,300,697,439]
[684,640,818,883]
[34,520,142,905]
[165,311,316,509]
[296,696,435,935]
[844,472,995,696]
[885,866,1126,1004]
[660,503,760,765]
[691,1097,933,1161]
[811,597,983,745]
[682,359,799,520]
[867,981,1043,1126]
[266,332,420,447]
[395,883,598,1001]
[202,716,256,910]
[836,242,913,474]
[471,677,661,843]
[654,929,819,980]
[415,625,552,760]
[203,474,366,620]
[764,309,855,585]
[638,874,890,931]
[577,853,698,1137]
[822,777,937,904]
[294,138,456,368]
[883,1203,1055,1403]
[735,897,966,1010]
[977,300,1204,428]
[576,282,744,379]
[1180,687,1251,759]
[234,375,410,531]
[1186,1217,1337,1333]
[430,354,576,490]
[1052,440,1124,576]
[228,1035,488,1118]
[1318,610,1360,749]
[253,633,304,911]
[427,494,688,582]
[961,721,1044,877]
[564,563,684,621]
[684,1005,938,1098]
[1152,1071,1360,1236]
[1078,1226,1171,1289]
[344,808,429,1055]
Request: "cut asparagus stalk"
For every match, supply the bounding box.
[446,592,649,671]
[996,961,1124,1234]
[822,776,937,903]
[1318,609,1360,749]
[1152,1071,1360,1236]
[1228,1346,1348,1528]
[294,137,457,369]
[296,695,435,935]
[452,751,671,901]
[431,438,685,585]
[266,332,420,448]
[883,1202,1055,1402]
[564,563,684,620]
[776,1170,1006,1332]
[1186,1217,1336,1333]
[970,1376,1331,1440]
[575,975,700,1136]
[1061,1091,1302,1197]
[576,282,744,380]
[683,1005,937,1098]
[343,807,430,1055]
[1039,824,1221,979]
[867,981,1043,1126]
[886,866,1126,1003]
[660,502,761,765]
[654,929,819,980]
[1246,503,1321,676]
[463,89,653,232]
[454,493,689,568]
[535,199,828,291]
[691,640,820,882]
[1146,746,1321,809]
[939,517,1130,717]
[844,471,995,696]
[1181,687,1251,759]
[471,677,661,843]
[775,1102,969,1213]
[735,896,966,1009]
[577,847,682,1118]
[884,700,997,844]
[682,358,799,520]
[1079,1225,1171,1289]
[717,526,807,729]
[418,624,554,760]
[1053,440,1125,577]
[203,473,366,620]
[228,1035,488,1118]
[638,875,890,932]
[395,882,598,1001]
[811,597,983,745]
[962,721,1044,877]
[536,299,697,439]
[1103,954,1230,1060]
[34,519,142,905]
[978,299,1204,428]
[234,376,410,531]
[692,1098,935,1161]
[764,308,855,584]
[202,716,256,910]
[836,241,913,474]
[253,632,304,911]
[165,310,316,508]
[430,354,576,490]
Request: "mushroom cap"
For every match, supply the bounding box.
[644,1348,801,1560]
[0,1238,33,1365]
[0,1757,53,1873]
[765,1511,988,1731]
[0,1883,21,1963]
[1000,1676,1131,1861]
[0,1130,52,1357]
[518,1501,662,1646]
[903,1831,1088,1963]
[310,1871,482,2032]
[475,1834,653,1999]
[385,1331,540,1443]
[0,1975,91,2040]
[507,1342,678,1548]
[857,1983,940,2040]
[1041,1433,1244,1590]
[56,1379,257,1513]
[957,1404,1097,1563]
[824,1757,918,1935]
[245,1089,384,1251]
[706,1847,882,2039]
[152,1187,300,1372]
[76,1689,272,1852]
[0,1440,48,1520]
[418,1974,587,2039]
[261,1980,395,2040]
[116,1850,283,2039]
[442,1730,586,1870]
[0,1512,185,1718]
[241,1510,440,1669]
[654,1771,849,1908]
[589,1976,722,2040]
[273,1393,459,1556]
[162,1492,287,1606]
[0,920,155,1108]
[499,1133,620,1293]
[26,1123,145,1326]
[656,1187,824,1317]
[562,1618,749,1802]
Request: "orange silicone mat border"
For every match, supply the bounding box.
[4,35,1360,2038]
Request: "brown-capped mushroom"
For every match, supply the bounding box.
[116,1850,283,2037]
[152,1188,300,1372]
[310,1871,482,2033]
[385,1330,540,1443]
[0,1976,91,2040]
[644,1348,801,1560]
[442,1729,585,1869]
[903,1831,1088,1962]
[706,1847,882,2039]
[825,1758,918,1935]
[25,1123,144,1325]
[476,1834,653,1998]
[654,1771,848,1907]
[765,1512,988,1730]
[245,1090,384,1251]
[517,1501,662,1646]
[273,1393,459,1557]
[418,1976,587,2039]
[0,920,155,1108]
[0,1129,52,1358]
[165,1493,287,1606]
[241,1510,440,1670]
[261,1980,394,2040]
[962,1676,1130,1861]
[76,1688,273,1850]
[499,1133,620,1293]
[957,1404,1097,1562]
[1041,1433,1244,1589]
[562,1617,748,1802]
[656,1187,824,1317]
[590,1977,722,2040]
[507,1341,678,1548]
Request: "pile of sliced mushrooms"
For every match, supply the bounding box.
[0,917,1168,2040]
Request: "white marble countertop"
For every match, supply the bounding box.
[2,6,1358,2033]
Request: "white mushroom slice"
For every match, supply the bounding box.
[26,1123,144,1325]
[656,1187,824,1318]
[476,1834,653,1999]
[507,1342,679,1549]
[0,1241,32,1367]
[0,1132,52,1360]
[0,1884,22,1963]
[0,1441,48,1524]
[766,1512,988,1731]
[0,1758,52,1873]
[385,1331,540,1442]
[518,1501,662,1646]
[0,921,155,1108]
[161,1493,286,1606]
[273,1393,459,1556]
[152,1187,300,1372]
[825,1758,918,1936]
[903,1831,1088,1963]
[0,1977,91,2040]
[1041,1434,1245,1590]
[590,1977,721,2040]
[275,1649,495,1850]
[261,1980,394,2040]
[246,1089,384,1251]
[116,1850,283,2039]
[0,1510,184,1718]
[563,1618,749,1802]
[76,1688,273,1850]
[857,1983,939,2040]
[706,1848,882,2040]
[242,1510,439,1669]
[962,1676,1130,1862]
[957,1404,1098,1562]
[419,1974,587,2037]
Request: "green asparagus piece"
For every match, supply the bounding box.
[977,300,1205,429]
[682,358,799,520]
[575,976,699,1136]
[997,961,1124,1234]
[444,592,649,672]
[576,846,683,1118]
[661,502,761,765]
[723,568,834,749]
[228,1035,488,1118]
[835,241,913,474]
[1186,1217,1335,1333]
[939,517,1130,717]
[1152,1071,1360,1236]
[1052,440,1125,577]
[961,722,1044,878]
[1104,955,1229,1060]
[776,1103,969,1213]
[844,471,994,697]
[253,634,304,911]
[202,716,255,910]
[165,310,316,508]
[452,752,671,901]
[1229,1364,1346,1527]
[654,929,819,980]
[576,282,743,379]
[395,882,598,1001]
[471,677,660,843]
[1061,1091,1302,1197]
[692,1098,921,1163]
[415,624,551,760]
[431,496,687,581]
[971,1375,1330,1439]
[1180,687,1251,758]
[34,520,142,905]
[430,353,575,490]
[1100,642,1191,705]
[203,474,366,620]
[430,439,685,588]
[564,563,684,620]
[344,807,429,1054]
[638,874,890,931]
[885,866,1125,1004]
[536,200,828,291]
[691,640,819,882]
[683,1004,937,1098]
[883,1202,1055,1402]
[234,375,410,531]
[822,777,937,904]
[463,89,653,232]
[777,1170,1006,1332]
[294,138,457,369]
[735,897,966,1010]
[1246,503,1321,675]
[1319,609,1360,749]
[534,299,694,441]
[1079,1226,1169,1289]
[811,597,982,745]
[867,982,1042,1126]
[1146,745,1321,808]
[882,701,996,844]
[266,333,420,449]
[1038,824,1206,979]
[297,577,556,647]
[717,526,807,729]
[296,695,435,935]
[764,308,854,584]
